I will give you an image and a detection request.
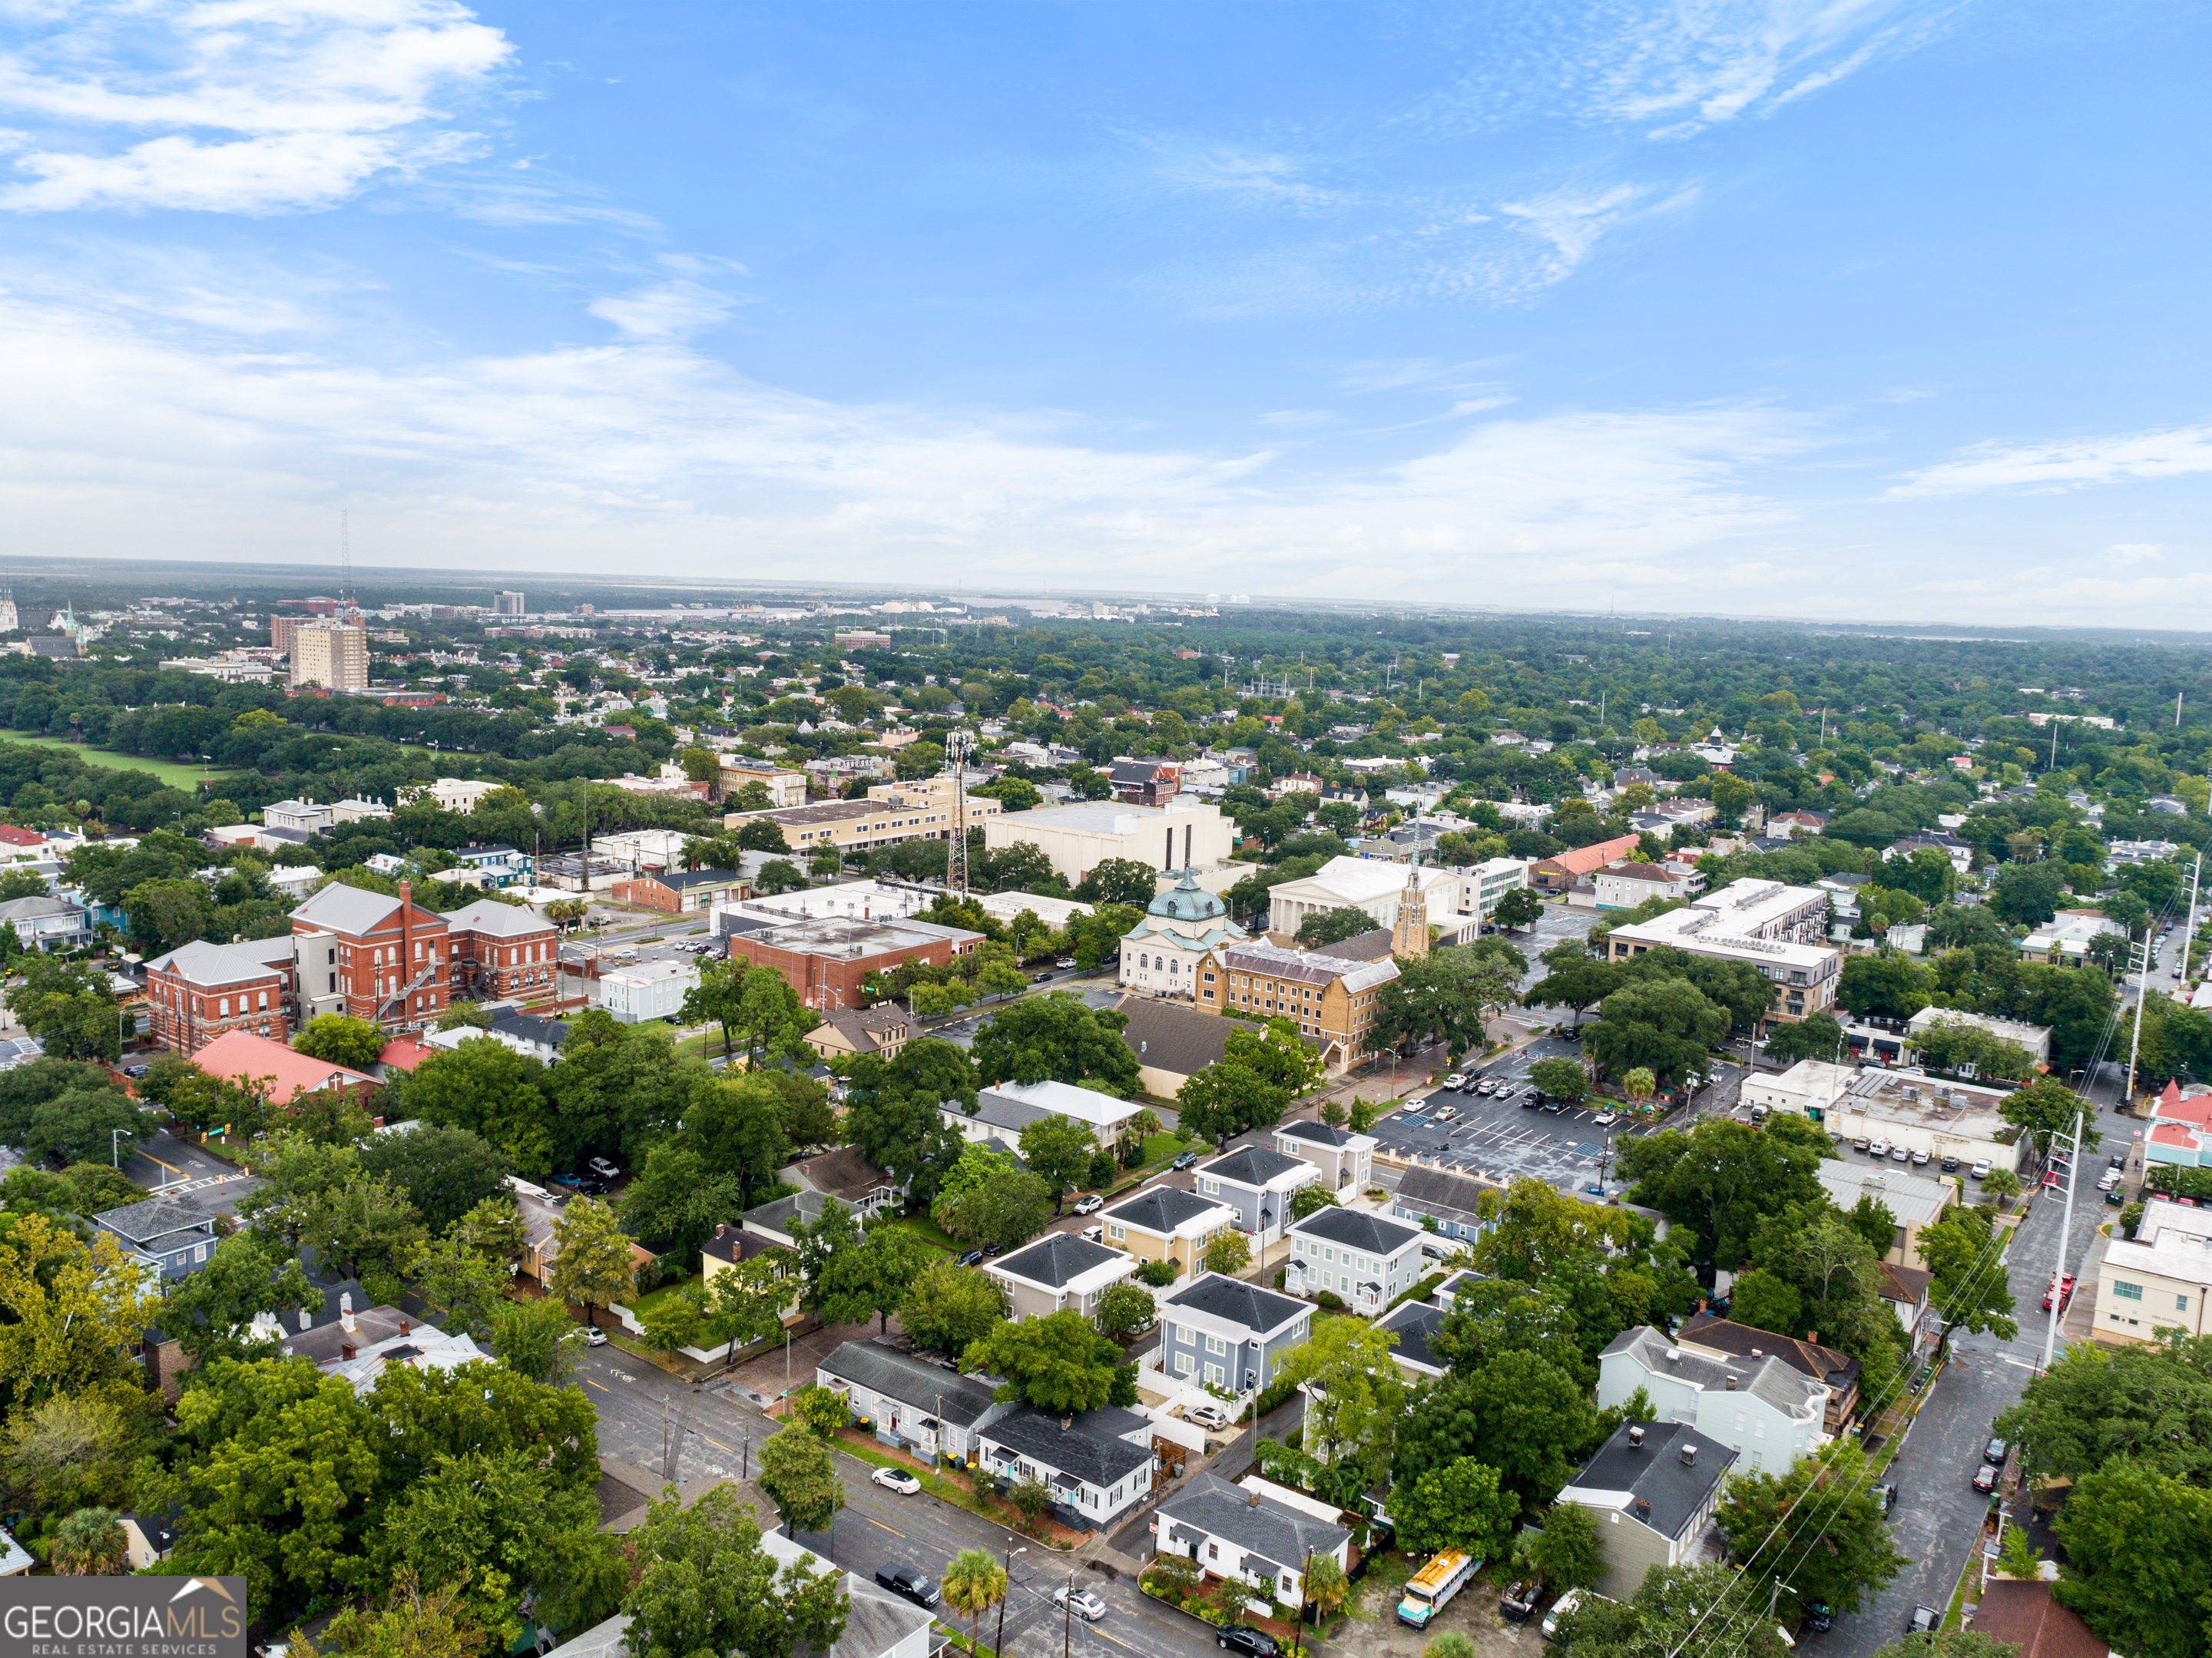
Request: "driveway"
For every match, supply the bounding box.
[121,1129,262,1216]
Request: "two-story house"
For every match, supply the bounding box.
[975,1405,1157,1531]
[816,1340,1011,1464]
[1556,1421,1739,1601]
[94,1196,218,1281]
[289,880,452,1031]
[987,1234,1140,1322]
[1675,1315,1863,1435]
[1597,1325,1828,1474]
[1388,1166,1494,1244]
[1154,1473,1352,1610]
[1272,1120,1374,1195]
[1101,1186,1238,1277]
[1283,1206,1429,1315]
[1193,1146,1321,1247]
[1158,1273,1313,1395]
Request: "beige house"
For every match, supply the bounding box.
[717,762,808,808]
[1272,1120,1376,1196]
[1116,995,1235,1096]
[1101,1185,1238,1276]
[1813,1160,1959,1269]
[985,1233,1139,1322]
[1557,1421,1737,1601]
[806,1003,917,1064]
[721,786,1002,856]
[2093,1196,2212,1345]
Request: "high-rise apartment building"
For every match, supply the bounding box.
[493,591,526,617]
[289,620,368,691]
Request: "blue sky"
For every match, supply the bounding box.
[1,0,2207,624]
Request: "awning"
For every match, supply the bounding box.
[988,1445,1016,1462]
[919,1418,939,1430]
[1051,1472,1083,1491]
[1241,1554,1287,1580]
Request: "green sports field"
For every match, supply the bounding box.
[2,731,241,790]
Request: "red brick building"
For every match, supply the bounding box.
[290,881,452,1031]
[144,937,297,1051]
[611,868,749,915]
[724,915,981,1012]
[443,897,560,1001]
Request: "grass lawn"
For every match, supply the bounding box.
[1141,1130,1190,1163]
[2,730,244,789]
[884,1215,961,1255]
[624,1274,701,1322]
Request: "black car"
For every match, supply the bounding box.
[1984,1437,2008,1465]
[1804,1603,1834,1635]
[1500,1582,1541,1623]
[1171,1150,1200,1171]
[573,1177,611,1197]
[1216,1629,1280,1658]
[874,1567,939,1609]
[982,1242,1002,1256]
[1939,1155,1959,1173]
[1522,1093,1542,1108]
[1032,971,1054,984]
[2107,1186,2126,1207]
[1908,1606,1939,1637]
[123,1062,151,1079]
[956,1249,984,1267]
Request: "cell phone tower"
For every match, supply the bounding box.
[944,728,976,898]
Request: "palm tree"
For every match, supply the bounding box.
[50,1507,125,1576]
[942,1548,1007,1653]
[1983,1168,2023,1207]
[1623,1067,1657,1112]
[1303,1552,1350,1625]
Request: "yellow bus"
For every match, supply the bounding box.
[1396,1549,1479,1628]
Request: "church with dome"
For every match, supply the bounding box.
[1118,869,1247,1000]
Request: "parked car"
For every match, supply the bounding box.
[1055,1586,1108,1622]
[123,1063,151,1079]
[1803,1602,1834,1634]
[1910,1147,1931,1166]
[573,1177,611,1198]
[874,1567,939,1609]
[872,1466,922,1494]
[1032,971,1054,984]
[1868,1139,1890,1159]
[1852,1137,1871,1152]
[1055,957,1078,969]
[1542,1098,1566,1114]
[2041,1274,2076,1312]
[1500,1582,1541,1623]
[1909,1605,1941,1636]
[1171,1151,1200,1170]
[1433,1104,1459,1123]
[1984,1437,2008,1465]
[1593,1111,1620,1127]
[957,1249,985,1267]
[587,1157,620,1179]
[1522,1094,1543,1109]
[1081,1223,1104,1244]
[1970,1160,1992,1180]
[1071,1193,1104,1215]
[1216,1628,1280,1658]
[1495,1084,1518,1100]
[1443,1074,1467,1090]
[584,1328,608,1347]
[1891,1144,1912,1163]
[1459,1074,1482,1093]
[1972,1463,1999,1494]
[2107,1186,2127,1207]
[1873,1481,1898,1512]
[1187,1402,1231,1431]
[1941,1155,1960,1173]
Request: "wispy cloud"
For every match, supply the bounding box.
[0,0,513,213]
[1890,423,2212,496]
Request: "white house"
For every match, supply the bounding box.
[596,958,700,1024]
[975,1405,1157,1531]
[1153,1473,1352,1608]
[1596,1326,1828,1475]
[940,1079,1147,1150]
[1283,1206,1429,1316]
[1271,1120,1375,1195]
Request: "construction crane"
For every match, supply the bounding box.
[339,508,356,616]
[944,729,976,898]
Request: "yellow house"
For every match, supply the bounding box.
[1100,1184,1239,1276]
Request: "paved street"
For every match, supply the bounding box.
[120,1128,262,1216]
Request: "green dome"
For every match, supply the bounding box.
[1147,869,1225,923]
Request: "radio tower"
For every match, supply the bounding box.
[944,729,976,898]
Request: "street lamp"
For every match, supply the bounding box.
[994,1543,1026,1658]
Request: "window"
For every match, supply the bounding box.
[2181,1295,2193,1312]
[1207,1544,1219,1562]
[1205,1333,1227,1355]
[1108,1223,1124,1242]
[1200,1177,1219,1195]
[2114,1281,2144,1301]
[1174,1352,1193,1376]
[1204,1362,1225,1386]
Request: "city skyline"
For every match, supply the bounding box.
[0,1,2205,624]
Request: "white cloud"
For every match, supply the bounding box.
[2105,542,2163,565]
[587,279,744,341]
[1891,423,2212,496]
[0,0,512,213]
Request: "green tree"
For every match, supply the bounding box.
[1717,1441,1911,1615]
[393,1037,555,1180]
[969,993,1141,1094]
[1583,978,1728,1090]
[900,1256,1008,1357]
[1094,1279,1157,1343]
[618,1143,744,1267]
[301,1173,428,1291]
[1018,1114,1099,1212]
[1760,1010,1847,1067]
[807,1217,935,1333]
[2049,1458,2212,1658]
[680,958,750,1056]
[1525,958,1624,1029]
[161,1231,319,1365]
[836,1039,975,1200]
[1492,887,1544,930]
[1393,1456,1518,1560]
[1204,1229,1252,1276]
[1615,1117,1826,1268]
[2002,1075,2100,1156]
[1176,1057,1290,1147]
[1837,951,1933,1020]
[756,1425,846,1542]
[1393,1349,1598,1512]
[404,1232,513,1340]
[623,1480,848,1658]
[932,1160,1055,1253]
[1273,1314,1406,1493]
[356,1124,510,1233]
[793,1382,852,1438]
[963,1309,1122,1413]
[1080,858,1161,908]
[942,1547,1008,1655]
[1530,1500,1604,1590]
[488,1296,583,1388]
[1296,906,1379,948]
[548,1197,634,1325]
[292,1014,389,1071]
[1375,949,1523,1059]
[1994,1332,2212,1486]
[1526,1057,1589,1105]
[3,958,122,1061]
[49,1505,127,1576]
[727,968,822,1071]
[1917,1202,2018,1342]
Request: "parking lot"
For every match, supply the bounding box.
[1370,1031,1630,1195]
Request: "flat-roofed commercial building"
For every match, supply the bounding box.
[723,912,983,1011]
[721,787,1002,857]
[982,798,1233,886]
[2093,1196,2212,1345]
[1604,878,1839,1027]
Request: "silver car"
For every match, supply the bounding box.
[1055,1587,1108,1622]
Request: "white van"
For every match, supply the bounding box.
[1541,1587,1617,1642]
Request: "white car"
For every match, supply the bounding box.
[1187,1402,1231,1431]
[1868,1139,1891,1160]
[584,1328,608,1347]
[1071,1193,1104,1216]
[1970,1160,1992,1180]
[1442,1074,1467,1090]
[588,1157,621,1180]
[1055,1587,1108,1622]
[1592,1111,1620,1127]
[872,1466,922,1494]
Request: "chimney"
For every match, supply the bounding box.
[399,1319,412,1337]
[1726,1377,1737,1391]
[1681,1443,1700,1467]
[340,1291,354,1314]
[1664,1349,1681,1363]
[1634,1497,1652,1519]
[1249,1491,1262,1507]
[1750,1348,1763,1357]
[399,880,412,905]
[1059,1417,1072,1431]
[341,1341,356,1361]
[1627,1425,1645,1448]
[1806,1332,1819,1345]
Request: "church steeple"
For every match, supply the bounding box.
[1392,855,1431,958]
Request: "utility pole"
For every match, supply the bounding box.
[2125,937,2152,1108]
[995,1543,1027,1658]
[2038,1110,2086,1376]
[2182,849,2204,984]
[1063,1570,1075,1658]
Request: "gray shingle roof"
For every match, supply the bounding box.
[1392,1166,1495,1224]
[1376,1300,1447,1373]
[1566,1421,1736,1541]
[1288,1206,1425,1255]
[1114,995,1234,1081]
[443,898,553,938]
[979,1407,1151,1488]
[992,1233,1124,1289]
[1164,1272,1307,1336]
[145,938,285,988]
[1155,1473,1349,1571]
[1199,1146,1312,1188]
[1277,1119,1359,1148]
[291,881,404,935]
[94,1196,216,1248]
[1104,1186,1230,1236]
[816,1341,1003,1428]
